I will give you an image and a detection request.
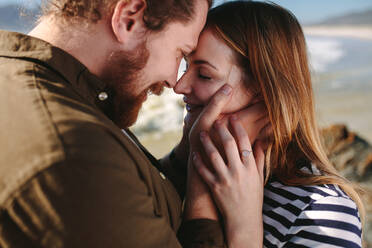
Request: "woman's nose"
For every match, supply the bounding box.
[174,73,192,95]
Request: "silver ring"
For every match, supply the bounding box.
[241,150,252,158]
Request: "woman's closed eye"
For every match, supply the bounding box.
[182,60,214,80]
[198,72,212,80]
[198,68,212,80]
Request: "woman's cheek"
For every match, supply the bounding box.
[197,83,222,104]
[223,87,254,114]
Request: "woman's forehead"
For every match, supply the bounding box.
[190,29,235,67]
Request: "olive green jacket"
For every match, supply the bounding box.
[0,30,224,248]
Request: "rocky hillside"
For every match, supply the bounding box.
[321,124,372,246]
[316,9,372,26]
[322,124,372,181]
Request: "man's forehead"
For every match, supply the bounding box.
[188,0,209,49]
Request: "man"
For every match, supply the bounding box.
[0,0,233,247]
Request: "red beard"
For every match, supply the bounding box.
[114,82,165,128]
[100,41,164,128]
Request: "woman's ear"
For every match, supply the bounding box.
[111,0,147,44]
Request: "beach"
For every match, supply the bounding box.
[305,30,372,143]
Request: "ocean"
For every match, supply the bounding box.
[307,35,372,143]
[133,34,372,157]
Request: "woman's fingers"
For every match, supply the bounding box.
[236,101,266,125]
[193,152,217,187]
[199,131,229,176]
[196,84,232,131]
[214,119,242,169]
[230,115,255,166]
[235,102,268,142]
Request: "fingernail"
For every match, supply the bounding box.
[222,85,232,95]
[200,131,207,139]
[215,119,223,126]
[192,152,197,161]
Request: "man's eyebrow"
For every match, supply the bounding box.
[193,59,218,70]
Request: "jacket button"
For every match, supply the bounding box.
[98,92,108,101]
[159,172,166,180]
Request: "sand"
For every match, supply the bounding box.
[315,90,372,144]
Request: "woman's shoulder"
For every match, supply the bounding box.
[266,179,351,200]
[263,180,362,248]
[263,179,359,220]
[263,162,357,213]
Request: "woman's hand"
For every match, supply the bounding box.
[168,89,270,174]
[183,85,234,221]
[193,115,265,248]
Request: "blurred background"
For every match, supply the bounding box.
[1,0,371,246]
[135,0,372,158]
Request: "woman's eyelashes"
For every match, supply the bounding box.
[198,68,212,80]
[198,73,212,80]
[183,63,212,80]
[183,69,212,80]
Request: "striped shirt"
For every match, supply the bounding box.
[263,165,362,248]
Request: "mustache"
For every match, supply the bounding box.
[147,82,165,96]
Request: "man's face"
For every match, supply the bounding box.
[102,0,208,128]
[138,0,209,95]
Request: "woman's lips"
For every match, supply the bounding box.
[183,96,204,112]
[185,103,203,112]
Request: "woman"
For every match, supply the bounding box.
[175,1,364,247]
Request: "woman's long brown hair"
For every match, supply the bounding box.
[206,1,365,223]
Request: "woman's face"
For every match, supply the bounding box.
[174,28,254,114]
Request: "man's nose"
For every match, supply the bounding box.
[173,74,191,95]
[164,69,180,89]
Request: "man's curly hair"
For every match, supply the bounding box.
[43,0,213,30]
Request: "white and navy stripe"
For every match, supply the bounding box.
[262,167,362,247]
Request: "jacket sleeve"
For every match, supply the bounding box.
[3,133,226,247]
[178,219,226,248]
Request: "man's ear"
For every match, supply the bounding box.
[111,0,147,44]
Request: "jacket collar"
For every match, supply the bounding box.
[0,30,113,114]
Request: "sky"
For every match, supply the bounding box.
[1,0,372,24]
[213,0,372,24]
